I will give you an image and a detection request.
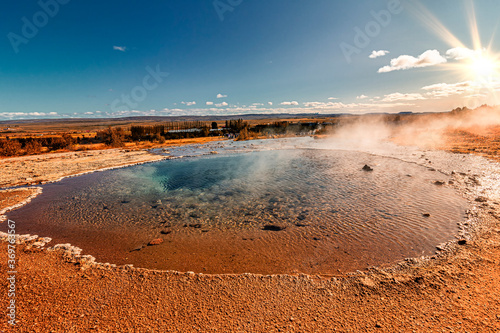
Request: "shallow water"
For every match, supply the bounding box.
[7,147,468,274]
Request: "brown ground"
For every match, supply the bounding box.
[1,127,500,332]
[441,126,500,162]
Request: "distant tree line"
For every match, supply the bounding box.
[0,118,330,157]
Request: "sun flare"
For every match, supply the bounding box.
[469,53,498,83]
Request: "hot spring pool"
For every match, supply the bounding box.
[8,148,468,274]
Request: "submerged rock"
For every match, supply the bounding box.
[148,239,163,246]
[433,181,446,186]
[422,213,431,218]
[262,225,286,231]
[362,165,373,172]
[297,214,307,221]
[131,246,144,252]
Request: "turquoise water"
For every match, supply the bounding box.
[8,149,468,274]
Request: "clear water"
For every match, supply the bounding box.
[7,149,468,274]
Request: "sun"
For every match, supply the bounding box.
[468,53,498,83]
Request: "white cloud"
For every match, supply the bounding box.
[465,93,487,98]
[446,47,480,60]
[369,50,390,59]
[304,101,347,108]
[206,101,214,105]
[181,101,196,106]
[268,102,273,105]
[215,102,229,107]
[382,93,426,102]
[113,46,127,52]
[217,93,227,98]
[84,112,94,115]
[422,81,478,97]
[0,112,58,118]
[328,97,339,100]
[281,101,299,106]
[378,50,447,73]
[252,103,264,106]
[356,95,368,100]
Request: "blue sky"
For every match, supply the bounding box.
[1,0,500,120]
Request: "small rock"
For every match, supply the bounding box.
[375,322,382,328]
[475,196,488,203]
[362,165,373,172]
[458,239,467,245]
[433,181,445,186]
[148,239,163,246]
[262,225,285,231]
[469,176,481,185]
[189,223,202,229]
[160,229,171,235]
[422,213,431,218]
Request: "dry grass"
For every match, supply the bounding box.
[441,125,500,162]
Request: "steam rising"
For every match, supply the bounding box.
[322,105,500,151]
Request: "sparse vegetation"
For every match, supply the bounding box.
[98,127,126,147]
[0,139,22,157]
